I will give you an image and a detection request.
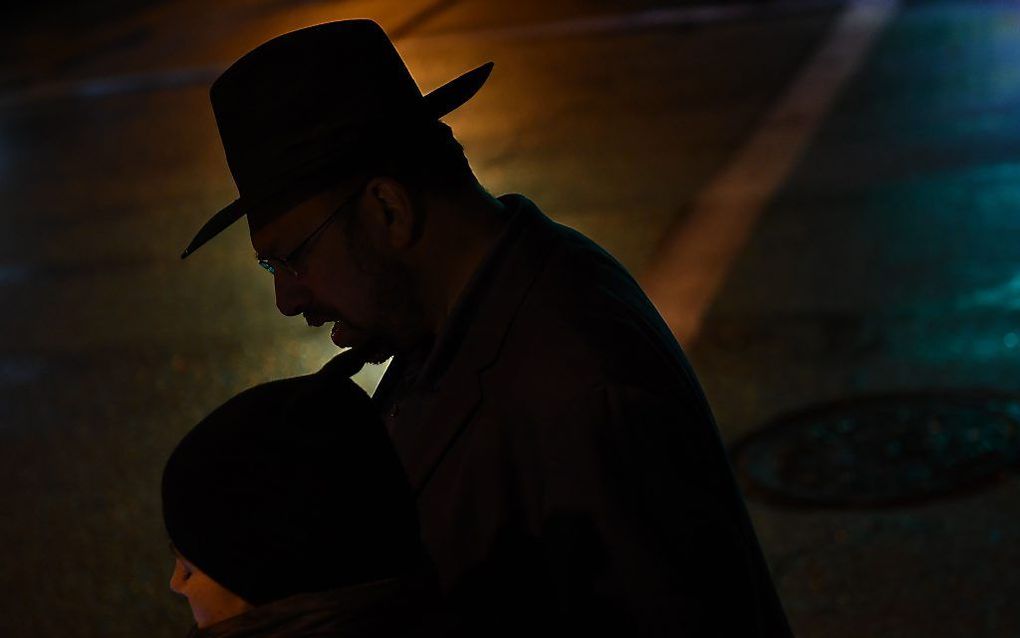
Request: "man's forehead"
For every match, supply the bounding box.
[248,188,339,253]
[248,211,293,256]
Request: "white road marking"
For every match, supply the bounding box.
[408,0,840,44]
[639,0,899,345]
[0,66,223,107]
[0,1,843,106]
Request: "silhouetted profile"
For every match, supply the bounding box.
[162,368,455,637]
[180,19,792,636]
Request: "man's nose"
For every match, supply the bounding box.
[273,274,310,317]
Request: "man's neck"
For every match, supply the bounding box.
[414,190,510,336]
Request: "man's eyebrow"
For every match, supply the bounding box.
[253,238,282,260]
[252,230,288,260]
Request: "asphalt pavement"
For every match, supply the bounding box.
[1,0,1016,636]
[689,1,1020,634]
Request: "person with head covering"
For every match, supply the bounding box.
[161,364,448,637]
[179,19,792,636]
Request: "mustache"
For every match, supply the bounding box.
[302,308,344,326]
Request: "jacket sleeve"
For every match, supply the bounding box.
[528,382,789,637]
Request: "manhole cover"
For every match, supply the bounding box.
[731,393,1020,508]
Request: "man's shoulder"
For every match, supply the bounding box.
[491,205,690,396]
[506,202,650,323]
[469,199,720,461]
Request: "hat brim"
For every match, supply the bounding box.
[180,61,494,260]
[423,60,494,121]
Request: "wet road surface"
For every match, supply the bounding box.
[690,1,1020,635]
[1,0,1017,636]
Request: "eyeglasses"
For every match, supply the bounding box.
[256,182,366,278]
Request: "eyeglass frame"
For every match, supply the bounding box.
[256,180,368,278]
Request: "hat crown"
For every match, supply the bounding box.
[180,19,492,260]
[211,20,425,196]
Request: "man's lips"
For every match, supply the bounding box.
[302,314,362,348]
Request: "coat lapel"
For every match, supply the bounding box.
[386,196,559,495]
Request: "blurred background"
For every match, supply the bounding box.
[1,0,1018,635]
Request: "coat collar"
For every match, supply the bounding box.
[384,194,559,495]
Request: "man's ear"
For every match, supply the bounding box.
[363,177,419,250]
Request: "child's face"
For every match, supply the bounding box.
[169,550,253,628]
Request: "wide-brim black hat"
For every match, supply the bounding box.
[180,19,493,259]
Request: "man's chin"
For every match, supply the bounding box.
[358,348,395,366]
[345,339,396,366]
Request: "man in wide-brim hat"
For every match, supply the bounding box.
[181,19,792,636]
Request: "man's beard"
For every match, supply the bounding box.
[344,222,430,365]
[349,335,399,366]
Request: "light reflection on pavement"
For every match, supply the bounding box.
[6,0,1020,636]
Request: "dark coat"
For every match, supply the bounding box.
[373,195,791,636]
